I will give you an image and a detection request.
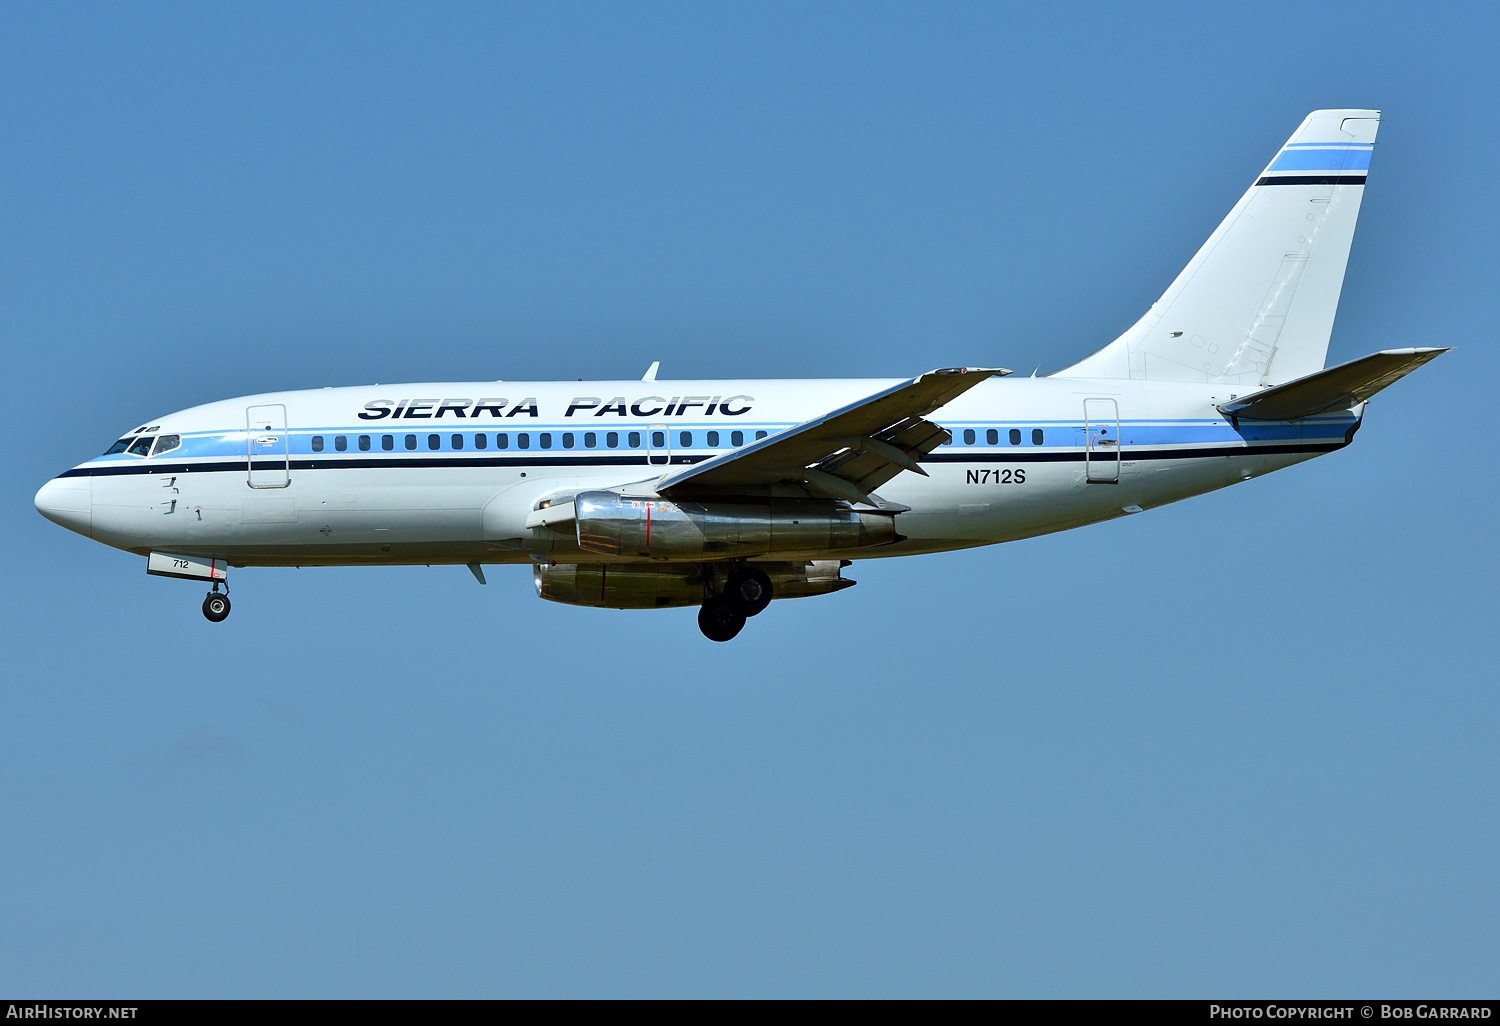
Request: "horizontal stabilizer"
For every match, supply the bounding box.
[1218,347,1448,420]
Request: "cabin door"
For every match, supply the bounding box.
[247,404,290,488]
[1084,398,1120,484]
[647,423,671,468]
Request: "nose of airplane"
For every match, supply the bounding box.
[34,475,92,538]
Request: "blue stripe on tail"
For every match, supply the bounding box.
[1269,147,1373,172]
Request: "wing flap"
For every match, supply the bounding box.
[815,418,950,494]
[658,367,1008,499]
[1218,348,1448,420]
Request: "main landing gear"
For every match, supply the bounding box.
[698,567,773,642]
[698,596,744,642]
[202,585,231,623]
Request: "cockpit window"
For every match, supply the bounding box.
[104,437,134,455]
[151,434,181,456]
[127,436,155,457]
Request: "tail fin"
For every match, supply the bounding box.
[1055,109,1380,385]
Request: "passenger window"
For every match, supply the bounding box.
[755,430,767,440]
[335,435,348,451]
[707,431,719,447]
[475,433,487,449]
[606,432,618,448]
[562,433,574,449]
[628,431,641,448]
[405,434,417,450]
[1032,429,1044,445]
[518,433,530,449]
[312,435,325,452]
[584,432,596,448]
[1009,429,1021,445]
[151,434,181,456]
[540,433,552,449]
[963,429,976,445]
[496,433,508,449]
[427,434,440,450]
[986,429,998,445]
[358,435,370,451]
[451,434,463,450]
[381,435,392,450]
[679,431,692,447]
[731,430,743,446]
[128,436,154,456]
[651,431,664,448]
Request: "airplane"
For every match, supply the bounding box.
[34,109,1446,641]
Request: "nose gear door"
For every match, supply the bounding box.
[247,404,290,488]
[1084,397,1120,484]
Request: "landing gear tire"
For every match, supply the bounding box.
[202,592,231,622]
[698,595,746,642]
[725,567,773,617]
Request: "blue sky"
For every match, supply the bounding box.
[2,1,1496,997]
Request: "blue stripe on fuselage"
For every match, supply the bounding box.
[62,440,1349,478]
[68,415,1357,476]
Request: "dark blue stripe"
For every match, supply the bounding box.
[923,441,1344,463]
[1255,174,1366,186]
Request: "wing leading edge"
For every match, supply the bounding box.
[655,367,1009,504]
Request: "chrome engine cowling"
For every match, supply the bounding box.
[573,490,896,559]
[534,562,706,608]
[534,560,855,609]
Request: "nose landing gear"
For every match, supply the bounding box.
[202,587,230,622]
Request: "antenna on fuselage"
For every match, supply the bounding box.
[642,361,660,382]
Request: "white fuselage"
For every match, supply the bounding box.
[36,374,1358,568]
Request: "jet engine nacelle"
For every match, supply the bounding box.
[572,490,896,559]
[534,560,855,609]
[535,562,705,609]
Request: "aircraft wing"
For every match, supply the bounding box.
[1218,348,1449,420]
[654,367,1009,505]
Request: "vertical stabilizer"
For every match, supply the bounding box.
[1055,110,1379,385]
